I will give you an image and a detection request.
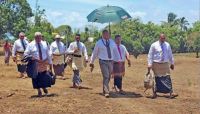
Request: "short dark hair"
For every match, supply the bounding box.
[102,30,109,34]
[115,34,121,39]
[76,33,80,36]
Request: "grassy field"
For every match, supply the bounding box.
[0,53,199,114]
[0,47,4,56]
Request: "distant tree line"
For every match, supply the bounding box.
[0,0,200,58]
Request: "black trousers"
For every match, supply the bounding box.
[114,76,122,89]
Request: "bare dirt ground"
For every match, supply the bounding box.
[0,53,199,114]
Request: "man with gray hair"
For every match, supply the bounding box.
[12,32,29,78]
[24,32,53,97]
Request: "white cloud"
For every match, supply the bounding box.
[64,11,88,28]
[130,11,147,19]
[46,10,88,30]
[50,11,63,17]
[60,0,123,6]
[189,10,199,18]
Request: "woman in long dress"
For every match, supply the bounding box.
[3,40,12,65]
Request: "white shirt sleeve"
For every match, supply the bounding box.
[12,42,17,57]
[168,44,174,65]
[124,46,129,57]
[90,41,99,64]
[148,44,154,67]
[47,48,53,64]
[66,43,74,54]
[82,44,88,60]
[24,43,31,57]
[49,43,53,56]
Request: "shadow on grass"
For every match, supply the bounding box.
[96,91,143,98]
[30,93,59,99]
[145,94,178,99]
[69,86,93,90]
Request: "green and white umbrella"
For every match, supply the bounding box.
[87,5,131,33]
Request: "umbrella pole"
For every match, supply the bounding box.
[109,22,111,35]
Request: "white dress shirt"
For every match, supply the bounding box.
[24,40,52,64]
[90,38,115,64]
[113,44,129,62]
[50,41,66,55]
[12,39,29,57]
[67,41,88,60]
[148,41,174,67]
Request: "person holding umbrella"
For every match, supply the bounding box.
[90,30,115,98]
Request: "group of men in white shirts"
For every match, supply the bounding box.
[12,32,88,96]
[11,30,178,98]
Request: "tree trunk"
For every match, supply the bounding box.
[196,47,199,58]
[196,51,199,58]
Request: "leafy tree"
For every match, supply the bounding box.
[26,19,54,43]
[0,0,33,37]
[26,3,54,43]
[55,25,72,45]
[187,21,200,57]
[132,40,144,58]
[178,17,189,31]
[167,12,179,26]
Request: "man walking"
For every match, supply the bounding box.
[24,32,53,97]
[147,33,178,99]
[67,34,88,88]
[112,35,131,94]
[90,30,115,98]
[50,34,66,80]
[12,32,29,78]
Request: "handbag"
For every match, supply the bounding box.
[144,72,154,93]
[21,55,38,79]
[46,71,56,85]
[64,62,67,68]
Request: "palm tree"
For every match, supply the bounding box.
[83,27,89,43]
[168,12,177,23]
[179,17,189,31]
[167,12,179,26]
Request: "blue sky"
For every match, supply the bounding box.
[27,0,199,29]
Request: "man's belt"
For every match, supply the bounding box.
[16,51,24,54]
[153,62,168,64]
[113,61,125,64]
[99,59,112,62]
[72,54,82,57]
[53,54,64,56]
